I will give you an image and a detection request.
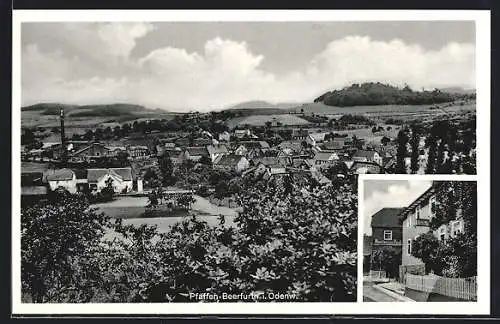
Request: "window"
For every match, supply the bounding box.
[408,215,412,227]
[407,239,412,254]
[383,230,392,241]
[415,206,420,219]
[439,227,446,241]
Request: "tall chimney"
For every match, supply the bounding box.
[60,107,67,163]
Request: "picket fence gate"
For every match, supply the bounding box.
[405,274,477,301]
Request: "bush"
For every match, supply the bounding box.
[22,174,358,302]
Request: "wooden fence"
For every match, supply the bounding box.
[369,270,387,279]
[405,274,477,301]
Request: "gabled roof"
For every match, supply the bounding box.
[87,168,132,183]
[398,184,439,222]
[254,156,291,167]
[73,169,88,180]
[308,132,328,141]
[353,150,378,159]
[278,140,303,152]
[239,141,270,149]
[371,208,404,228]
[72,142,109,156]
[207,144,229,155]
[313,152,338,161]
[45,169,75,181]
[185,147,208,156]
[214,154,246,166]
[292,129,309,136]
[128,145,149,150]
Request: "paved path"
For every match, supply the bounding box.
[363,282,403,302]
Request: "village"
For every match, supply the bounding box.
[21,100,476,206]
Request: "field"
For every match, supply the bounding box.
[98,195,237,240]
[226,114,310,129]
[93,194,237,220]
[291,102,476,120]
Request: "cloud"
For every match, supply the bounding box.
[363,180,431,235]
[21,26,475,110]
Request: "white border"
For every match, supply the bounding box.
[12,10,490,315]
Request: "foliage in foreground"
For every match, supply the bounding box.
[21,175,357,302]
[411,181,477,278]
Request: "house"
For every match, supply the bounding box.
[306,132,329,146]
[127,145,150,160]
[278,141,305,156]
[370,208,404,272]
[70,142,112,162]
[352,149,383,165]
[253,156,291,176]
[234,141,270,159]
[312,152,340,167]
[168,149,184,165]
[156,142,176,157]
[207,144,229,163]
[87,168,133,194]
[234,129,252,139]
[213,154,250,173]
[175,137,191,147]
[184,147,209,162]
[291,129,309,141]
[218,131,231,142]
[44,168,78,194]
[350,161,384,174]
[322,138,349,151]
[192,138,213,147]
[399,181,467,275]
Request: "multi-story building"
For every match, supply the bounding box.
[369,207,403,273]
[399,181,468,277]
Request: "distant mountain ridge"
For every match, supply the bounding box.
[21,103,152,117]
[226,100,302,110]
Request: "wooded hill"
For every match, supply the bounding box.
[314,82,475,107]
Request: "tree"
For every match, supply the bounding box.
[395,129,409,174]
[176,194,195,210]
[21,196,113,302]
[214,180,229,199]
[100,178,115,201]
[410,126,420,173]
[21,128,36,145]
[158,153,175,186]
[425,135,438,174]
[381,136,391,146]
[352,135,363,150]
[199,154,211,166]
[371,248,402,279]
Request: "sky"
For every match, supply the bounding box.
[363,180,432,235]
[21,21,475,112]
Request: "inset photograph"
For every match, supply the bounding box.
[362,179,477,302]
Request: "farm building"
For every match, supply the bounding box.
[213,154,250,173]
[87,168,133,194]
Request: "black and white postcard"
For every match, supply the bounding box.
[12,9,491,315]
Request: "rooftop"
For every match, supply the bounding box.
[371,208,404,228]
